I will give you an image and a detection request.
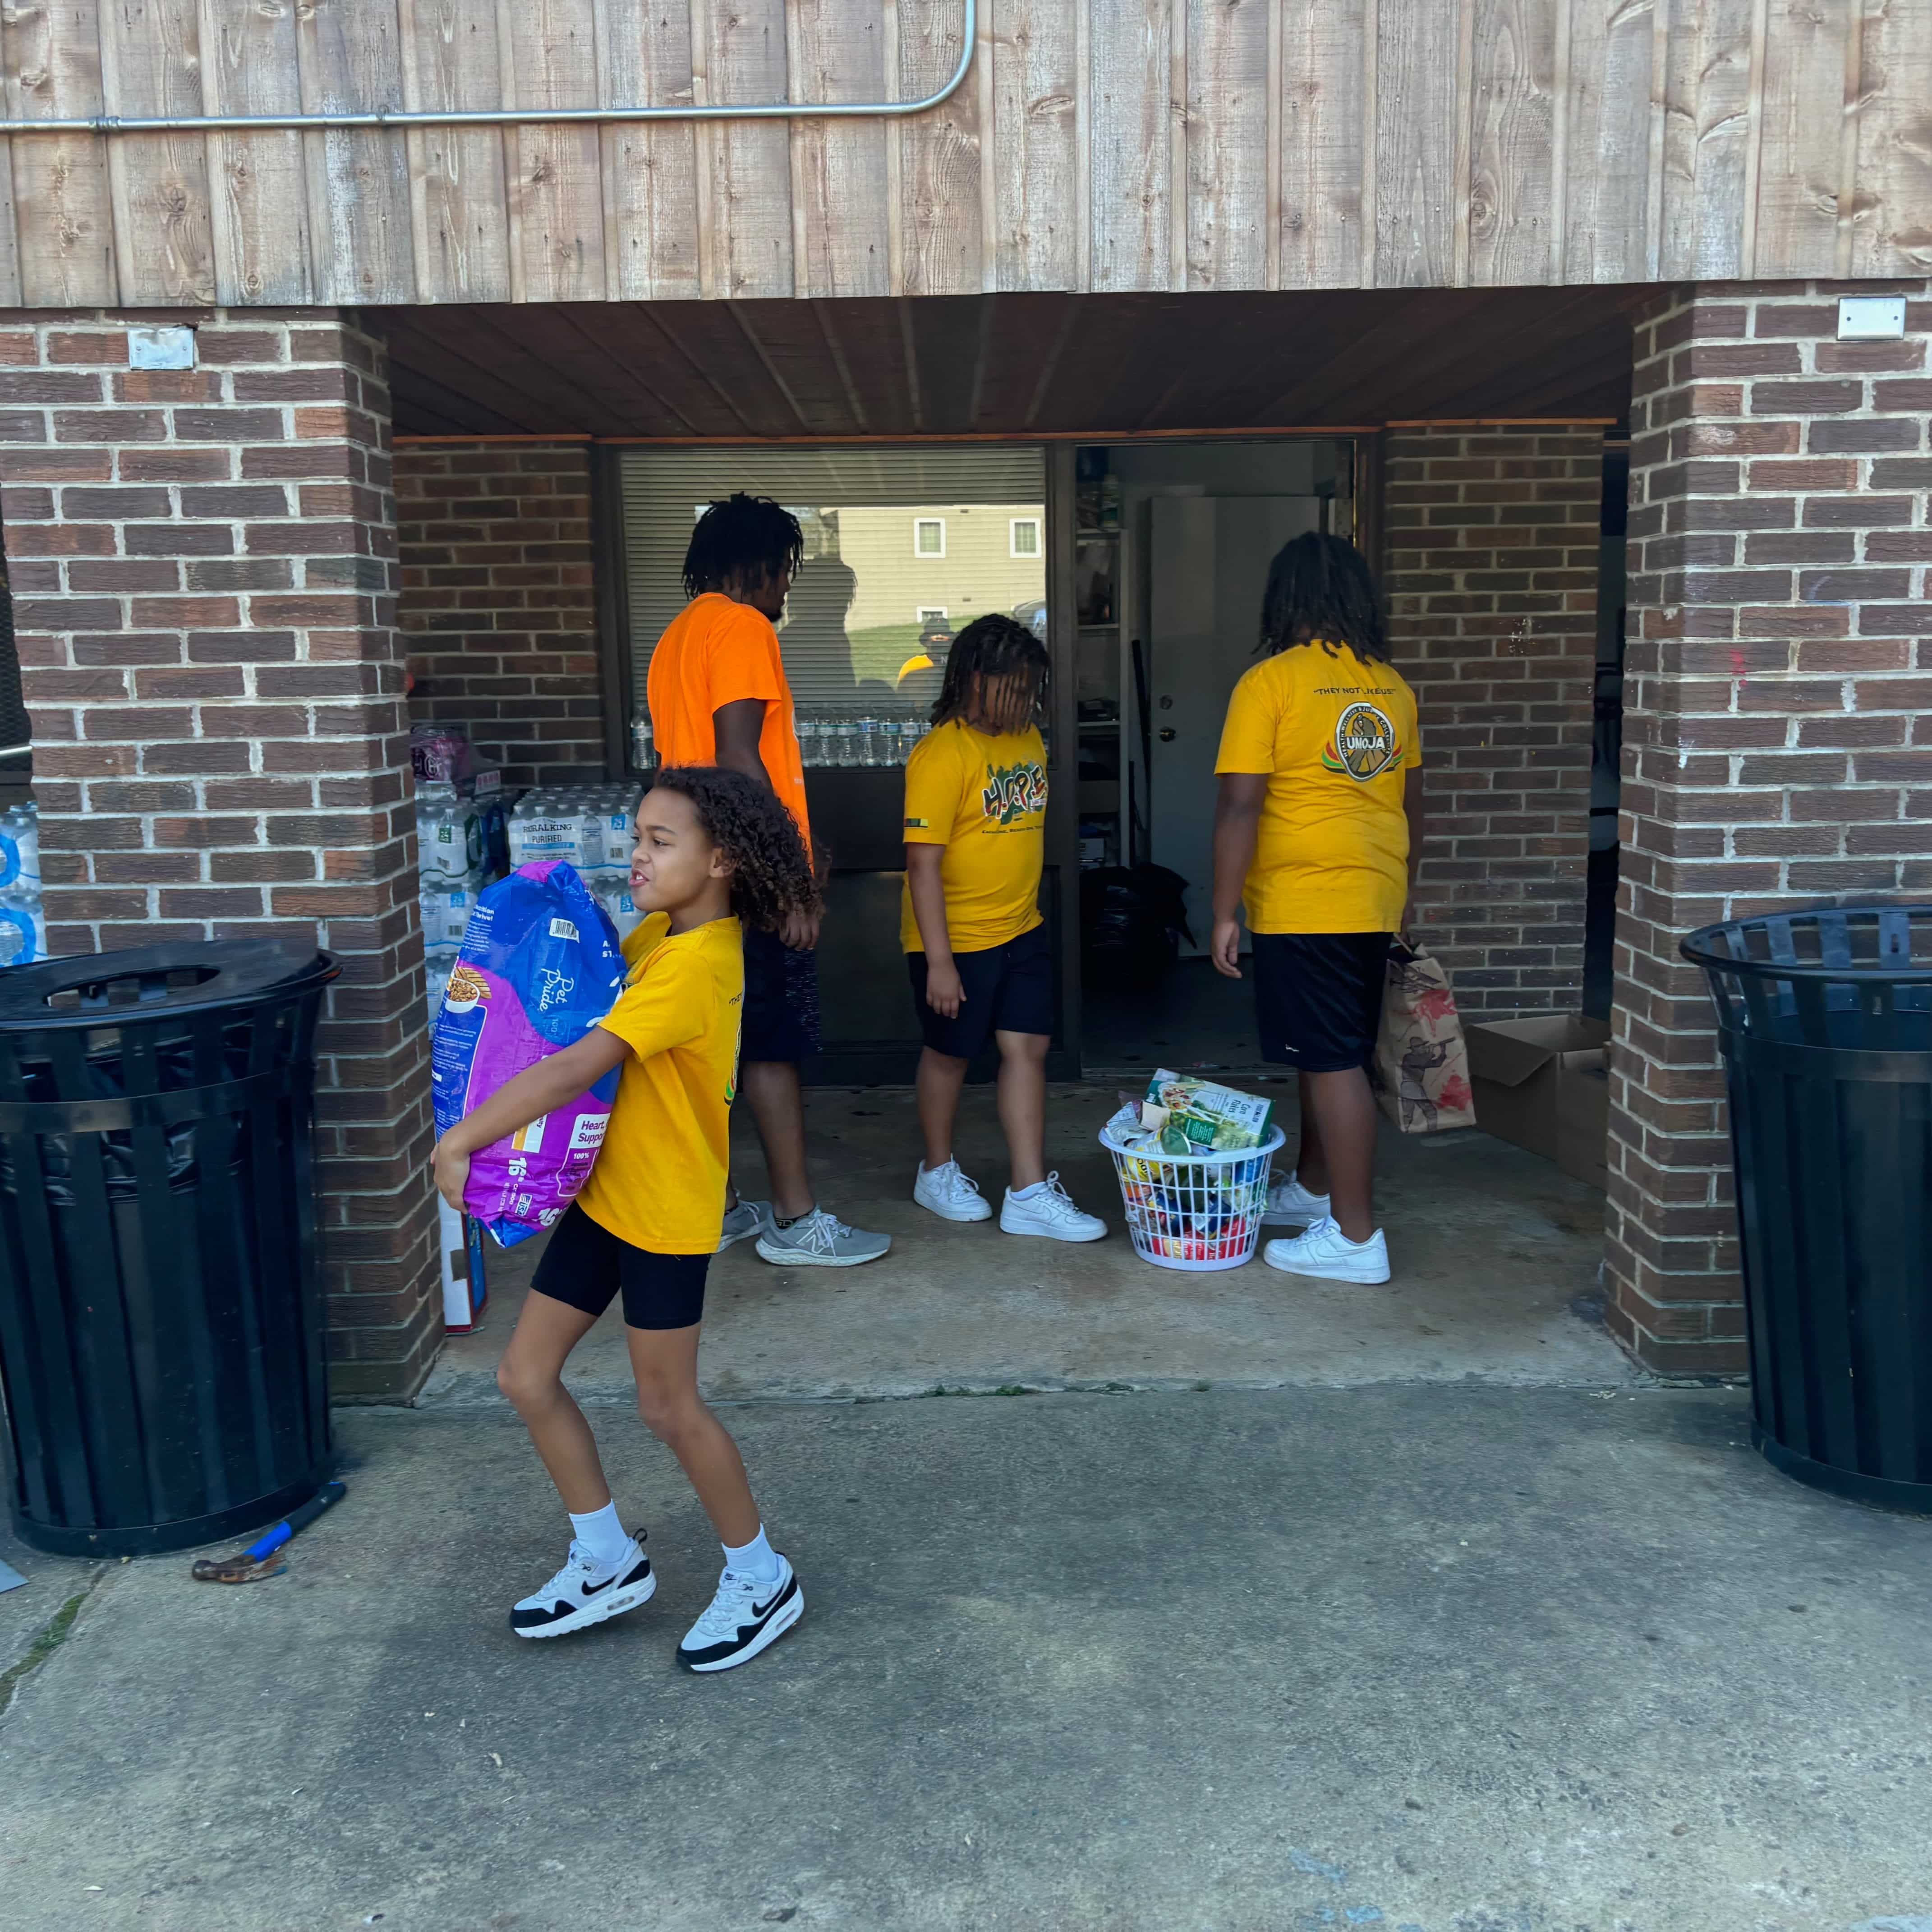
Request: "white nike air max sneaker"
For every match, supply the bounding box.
[1260,1173,1332,1227]
[999,1173,1107,1242]
[913,1159,994,1223]
[509,1534,655,1638]
[1261,1215,1391,1284]
[676,1557,805,1673]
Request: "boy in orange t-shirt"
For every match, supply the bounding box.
[646,493,889,1270]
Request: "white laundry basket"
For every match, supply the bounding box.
[1099,1120,1285,1272]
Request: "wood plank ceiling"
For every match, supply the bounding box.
[381,287,1648,441]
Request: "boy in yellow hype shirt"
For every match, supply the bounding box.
[901,614,1106,1242]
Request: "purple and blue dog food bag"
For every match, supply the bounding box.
[431,860,628,1247]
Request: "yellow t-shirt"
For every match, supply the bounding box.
[898,719,1048,954]
[1213,643,1421,934]
[575,911,743,1256]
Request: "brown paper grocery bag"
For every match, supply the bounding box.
[1371,941,1478,1133]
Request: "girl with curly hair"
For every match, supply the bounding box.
[433,766,819,1673]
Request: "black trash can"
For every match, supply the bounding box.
[0,940,340,1555]
[1683,904,1932,1513]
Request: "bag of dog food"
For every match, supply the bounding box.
[1142,1070,1274,1152]
[430,860,628,1247]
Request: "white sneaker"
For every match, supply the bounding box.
[1260,1173,1331,1227]
[676,1557,804,1673]
[718,1199,772,1252]
[1262,1215,1391,1284]
[913,1159,993,1223]
[509,1534,655,1639]
[999,1173,1106,1243]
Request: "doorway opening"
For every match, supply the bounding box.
[1071,439,1358,1076]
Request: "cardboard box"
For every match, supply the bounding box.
[1464,1015,1611,1190]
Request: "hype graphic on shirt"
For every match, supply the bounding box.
[980,758,1049,827]
[1321,699,1403,782]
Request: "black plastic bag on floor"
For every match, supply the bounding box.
[1080,863,1193,994]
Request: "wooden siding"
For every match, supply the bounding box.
[3,0,1928,308]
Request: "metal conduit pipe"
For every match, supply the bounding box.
[0,0,974,135]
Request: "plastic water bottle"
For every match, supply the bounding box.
[416,781,471,886]
[632,715,658,773]
[797,717,820,768]
[0,882,45,966]
[855,716,879,768]
[0,801,40,893]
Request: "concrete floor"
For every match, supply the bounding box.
[429,1082,1633,1407]
[5,1385,1931,1932]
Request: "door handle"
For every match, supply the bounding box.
[1158,727,1176,742]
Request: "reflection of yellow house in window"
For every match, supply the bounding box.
[837,504,1047,635]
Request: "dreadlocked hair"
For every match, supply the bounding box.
[1258,531,1390,666]
[646,765,821,934]
[681,493,805,601]
[929,612,1049,733]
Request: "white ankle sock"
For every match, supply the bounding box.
[722,1525,781,1585]
[569,1502,630,1571]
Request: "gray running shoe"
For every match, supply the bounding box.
[717,1199,772,1252]
[754,1206,891,1268]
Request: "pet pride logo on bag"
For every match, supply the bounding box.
[1322,700,1402,782]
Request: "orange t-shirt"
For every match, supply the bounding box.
[645,593,811,852]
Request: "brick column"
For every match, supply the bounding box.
[395,437,608,787]
[0,308,440,1402]
[1609,279,1932,1374]
[1382,425,1605,1015]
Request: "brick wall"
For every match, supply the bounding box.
[395,438,608,787]
[0,308,440,1402]
[1608,278,1932,1374]
[1382,426,1605,1014]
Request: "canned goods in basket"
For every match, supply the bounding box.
[1098,1117,1286,1273]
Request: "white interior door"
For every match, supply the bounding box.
[1148,495,1323,952]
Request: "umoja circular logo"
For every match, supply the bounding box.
[1322,701,1403,781]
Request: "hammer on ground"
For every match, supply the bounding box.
[191,1481,346,1584]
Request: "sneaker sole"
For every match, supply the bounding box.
[914,1193,994,1224]
[511,1569,657,1639]
[678,1588,805,1673]
[998,1215,1107,1243]
[754,1236,891,1267]
[1260,1252,1390,1284]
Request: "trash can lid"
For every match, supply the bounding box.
[0,939,338,1030]
[1681,903,1932,982]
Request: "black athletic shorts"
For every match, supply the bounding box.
[529,1202,711,1331]
[907,923,1054,1060]
[742,923,821,1064]
[1251,931,1391,1073]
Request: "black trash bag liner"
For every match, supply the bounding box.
[0,1034,214,1205]
[1081,863,1193,994]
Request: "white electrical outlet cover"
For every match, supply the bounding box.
[128,325,197,370]
[1836,296,1907,341]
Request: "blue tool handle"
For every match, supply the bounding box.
[242,1480,345,1562]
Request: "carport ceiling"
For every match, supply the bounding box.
[380,287,1646,441]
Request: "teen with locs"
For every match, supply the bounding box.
[433,767,819,1672]
[1208,532,1425,1285]
[646,493,890,1269]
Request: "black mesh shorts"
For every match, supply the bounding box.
[742,923,821,1064]
[1251,931,1391,1073]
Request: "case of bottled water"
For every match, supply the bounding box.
[0,802,46,968]
[415,779,484,885]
